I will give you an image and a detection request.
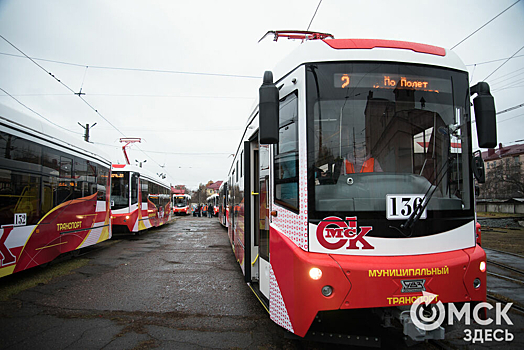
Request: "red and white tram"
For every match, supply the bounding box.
[173,193,192,215]
[222,32,496,343]
[0,103,112,278]
[111,164,171,233]
[206,193,219,216]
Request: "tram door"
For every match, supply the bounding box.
[257,144,271,298]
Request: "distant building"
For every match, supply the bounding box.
[479,143,524,200]
[206,181,223,196]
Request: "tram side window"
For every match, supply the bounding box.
[74,157,86,199]
[149,182,159,207]
[0,132,42,171]
[87,161,98,196]
[274,92,299,212]
[141,179,149,203]
[97,166,109,201]
[42,148,60,174]
[131,173,138,205]
[57,156,73,204]
[76,158,98,199]
[0,170,41,226]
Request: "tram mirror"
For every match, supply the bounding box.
[471,82,497,148]
[259,71,279,144]
[472,150,486,183]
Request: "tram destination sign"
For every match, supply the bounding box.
[334,73,451,93]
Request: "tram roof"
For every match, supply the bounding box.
[271,38,467,83]
[0,103,111,166]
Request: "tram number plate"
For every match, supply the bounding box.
[386,195,427,220]
[14,213,27,226]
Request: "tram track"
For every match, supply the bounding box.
[487,271,524,285]
[487,294,524,314]
[485,249,524,315]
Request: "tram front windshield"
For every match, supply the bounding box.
[111,171,129,210]
[306,62,472,225]
[175,196,188,207]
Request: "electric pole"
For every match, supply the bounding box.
[78,122,97,142]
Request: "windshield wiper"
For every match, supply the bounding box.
[400,156,453,232]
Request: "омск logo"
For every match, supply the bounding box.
[316,216,375,250]
[409,291,446,331]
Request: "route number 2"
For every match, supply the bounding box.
[386,195,427,220]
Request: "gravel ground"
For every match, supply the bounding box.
[478,217,524,228]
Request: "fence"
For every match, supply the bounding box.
[476,202,524,214]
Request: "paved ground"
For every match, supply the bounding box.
[0,216,523,349]
[0,217,291,349]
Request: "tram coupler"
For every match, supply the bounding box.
[375,306,444,342]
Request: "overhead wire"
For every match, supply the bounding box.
[0,86,83,135]
[484,66,524,83]
[466,54,524,66]
[0,34,123,135]
[0,51,261,79]
[497,112,524,124]
[450,0,521,50]
[0,34,173,179]
[0,92,255,99]
[483,45,524,81]
[492,84,524,92]
[307,0,323,31]
[92,141,232,156]
[471,102,523,123]
[497,103,524,115]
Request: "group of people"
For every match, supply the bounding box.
[193,203,214,218]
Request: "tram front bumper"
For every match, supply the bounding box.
[269,224,486,338]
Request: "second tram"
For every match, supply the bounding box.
[111,164,171,233]
[173,193,192,215]
[206,193,219,216]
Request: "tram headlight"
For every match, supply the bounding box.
[125,215,130,220]
[321,285,333,297]
[479,261,486,273]
[309,267,322,280]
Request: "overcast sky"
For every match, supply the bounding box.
[1,0,523,189]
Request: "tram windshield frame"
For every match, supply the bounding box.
[174,195,188,207]
[305,62,474,236]
[111,171,130,210]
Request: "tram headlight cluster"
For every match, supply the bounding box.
[308,268,334,297]
[479,261,486,273]
[309,267,322,280]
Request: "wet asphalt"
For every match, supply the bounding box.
[1,216,523,349]
[0,216,290,349]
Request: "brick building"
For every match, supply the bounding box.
[480,143,524,200]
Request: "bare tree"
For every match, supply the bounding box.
[481,157,523,199]
[191,183,208,205]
